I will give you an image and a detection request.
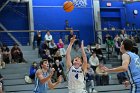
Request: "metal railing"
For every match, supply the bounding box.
[95,29,140,44]
[0,30,80,46]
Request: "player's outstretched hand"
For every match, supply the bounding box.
[70,35,76,44]
[81,40,84,49]
[102,66,109,72]
[123,80,130,88]
[57,75,62,83]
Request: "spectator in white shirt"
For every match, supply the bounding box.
[45,31,53,43]
[89,51,99,71]
[120,30,128,41]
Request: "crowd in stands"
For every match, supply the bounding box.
[0,29,139,93]
[25,30,138,85]
[0,43,25,69]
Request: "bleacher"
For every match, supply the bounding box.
[0,44,136,93]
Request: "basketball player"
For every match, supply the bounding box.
[103,39,140,93]
[66,35,87,93]
[34,59,62,93]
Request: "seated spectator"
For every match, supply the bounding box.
[1,44,10,64]
[44,31,53,44]
[89,51,99,71]
[86,64,97,93]
[11,43,23,63]
[85,45,92,60]
[0,48,6,69]
[49,39,58,56]
[117,72,128,84]
[53,50,62,62]
[114,34,120,42]
[57,39,66,57]
[0,73,4,93]
[39,41,49,57]
[52,59,66,82]
[42,49,53,63]
[114,37,121,59]
[95,63,109,86]
[130,36,138,54]
[29,62,38,80]
[93,43,106,64]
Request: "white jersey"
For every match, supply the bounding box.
[68,66,85,90]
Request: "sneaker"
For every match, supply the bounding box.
[92,89,97,93]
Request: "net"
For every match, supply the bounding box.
[73,0,87,7]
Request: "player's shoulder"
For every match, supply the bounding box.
[122,53,130,59]
[36,69,43,74]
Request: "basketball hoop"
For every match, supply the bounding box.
[73,0,87,7]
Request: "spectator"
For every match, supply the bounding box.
[85,45,92,60]
[1,44,10,64]
[49,39,58,56]
[64,20,72,30]
[93,43,106,64]
[29,62,38,80]
[89,51,99,71]
[86,64,97,93]
[95,63,109,85]
[42,49,53,63]
[120,30,128,41]
[106,35,114,55]
[57,39,66,57]
[53,50,62,62]
[52,59,66,82]
[114,37,121,59]
[130,36,138,54]
[36,31,42,48]
[11,43,23,63]
[39,41,49,57]
[44,31,53,43]
[114,34,120,42]
[0,48,6,69]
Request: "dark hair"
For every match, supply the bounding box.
[14,43,18,46]
[39,59,48,68]
[2,44,7,47]
[71,56,83,64]
[92,51,96,54]
[122,39,133,51]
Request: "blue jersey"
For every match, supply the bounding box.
[126,51,140,93]
[34,71,48,93]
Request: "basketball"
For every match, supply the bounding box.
[63,1,74,12]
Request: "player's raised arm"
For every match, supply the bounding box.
[81,40,87,73]
[66,35,76,70]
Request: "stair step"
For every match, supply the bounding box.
[3,74,25,80]
[95,85,129,92]
[4,84,34,92]
[5,63,29,68]
[1,67,29,75]
[4,79,26,86]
